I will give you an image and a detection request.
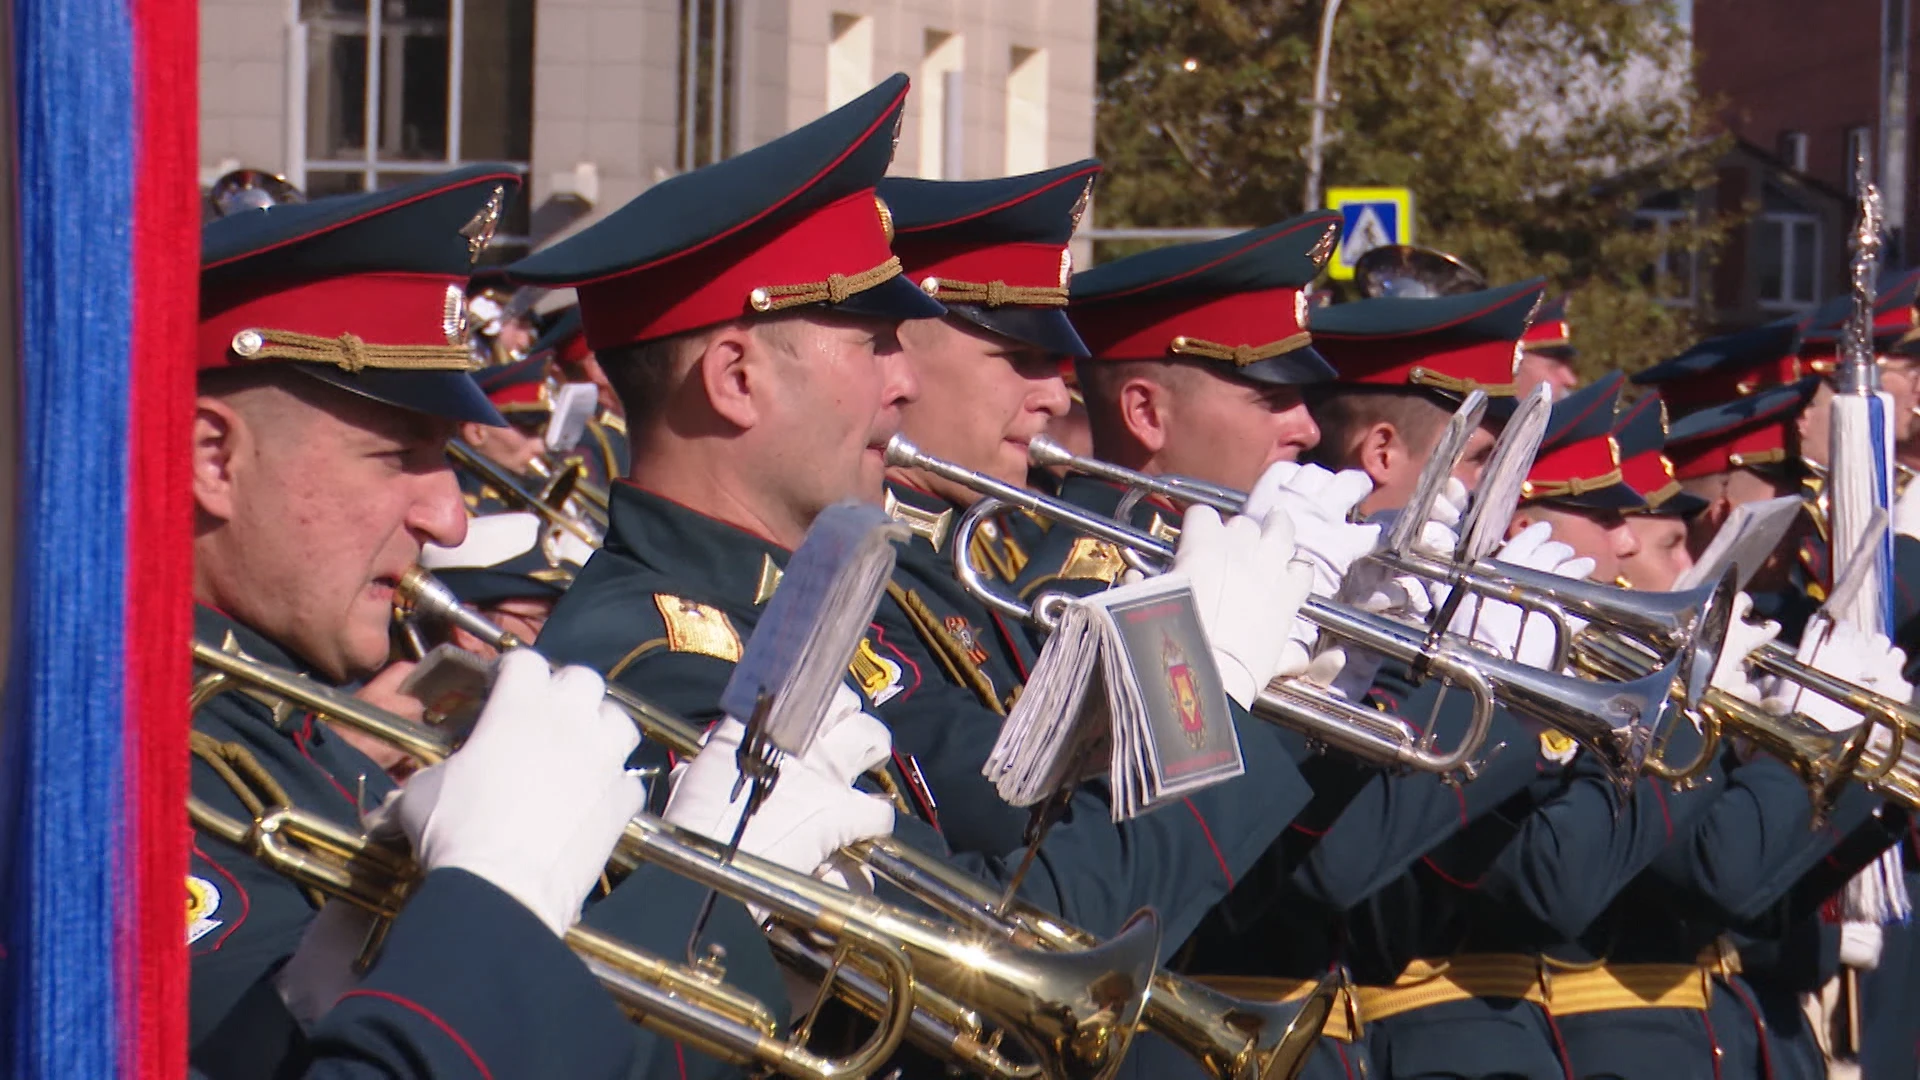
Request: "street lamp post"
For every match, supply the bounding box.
[1303,0,1345,213]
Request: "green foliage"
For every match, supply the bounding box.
[1094,0,1733,375]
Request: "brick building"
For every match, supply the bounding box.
[1691,0,1907,326]
[200,0,1096,255]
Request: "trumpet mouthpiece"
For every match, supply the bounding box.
[1026,435,1075,469]
[882,433,923,469]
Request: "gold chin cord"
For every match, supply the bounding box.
[189,624,1164,1080]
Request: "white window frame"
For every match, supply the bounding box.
[1755,211,1822,313]
[286,0,527,191]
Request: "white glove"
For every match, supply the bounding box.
[1345,478,1462,622]
[1896,478,1920,542]
[1242,463,1380,598]
[1785,621,1913,732]
[1841,921,1885,969]
[274,900,381,1026]
[392,651,647,937]
[1172,505,1315,709]
[1446,522,1593,669]
[664,684,895,879]
[1708,593,1781,707]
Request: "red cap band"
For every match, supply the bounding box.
[198,272,464,370]
[1316,334,1522,395]
[1075,287,1308,362]
[576,190,897,348]
[1523,434,1621,500]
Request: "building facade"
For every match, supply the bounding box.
[200,0,1096,254]
[1691,0,1910,326]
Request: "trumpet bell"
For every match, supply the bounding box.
[998,909,1163,1080]
[1149,973,1338,1080]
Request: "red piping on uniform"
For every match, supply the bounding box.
[1652,780,1674,842]
[293,712,363,809]
[1701,994,1725,1080]
[1181,796,1232,889]
[894,164,1101,233]
[1074,214,1337,303]
[1725,976,1776,1080]
[1418,854,1479,890]
[1541,1004,1576,1080]
[189,839,251,953]
[335,990,494,1079]
[202,170,519,271]
[673,1041,689,1080]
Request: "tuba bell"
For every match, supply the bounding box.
[1352,245,1488,299]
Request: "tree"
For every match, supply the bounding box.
[1094,0,1731,376]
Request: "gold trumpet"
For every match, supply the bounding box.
[889,435,1674,786]
[447,438,605,548]
[1573,632,1916,816]
[528,453,613,529]
[397,568,1334,1080]
[189,637,1167,1080]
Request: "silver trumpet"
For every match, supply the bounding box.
[888,435,1675,786]
[1029,433,1736,705]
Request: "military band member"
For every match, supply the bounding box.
[1505,372,1643,587]
[1303,279,1550,512]
[512,78,1328,975]
[535,303,633,485]
[185,167,773,1078]
[416,509,578,650]
[871,160,1102,705]
[1545,389,1909,1080]
[1030,235,1552,1080]
[1513,293,1580,402]
[1614,392,1705,591]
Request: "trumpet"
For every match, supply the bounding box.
[396,569,1335,1079]
[528,452,613,529]
[889,435,1672,785]
[188,637,1166,1080]
[855,837,1336,1080]
[447,438,604,548]
[1573,632,1917,814]
[1028,434,1736,703]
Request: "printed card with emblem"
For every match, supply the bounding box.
[986,572,1244,821]
[720,501,908,757]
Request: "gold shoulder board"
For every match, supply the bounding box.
[653,595,743,662]
[1058,536,1125,584]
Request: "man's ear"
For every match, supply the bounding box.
[697,325,759,431]
[1117,376,1170,454]
[1356,422,1398,488]
[1506,508,1538,541]
[192,396,246,525]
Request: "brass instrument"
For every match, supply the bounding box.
[528,453,613,529]
[855,837,1336,1080]
[394,568,1333,1079]
[447,438,605,548]
[889,435,1674,785]
[1351,245,1488,300]
[188,638,1167,1080]
[207,167,305,217]
[1029,434,1737,702]
[1572,633,1916,816]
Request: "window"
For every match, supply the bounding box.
[827,14,874,110]
[1778,131,1808,173]
[677,0,735,170]
[1004,47,1048,175]
[296,0,532,256]
[1756,212,1822,311]
[1847,126,1874,189]
[919,30,965,179]
[1633,208,1697,307]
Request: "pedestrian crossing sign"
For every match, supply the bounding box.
[1325,187,1414,281]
